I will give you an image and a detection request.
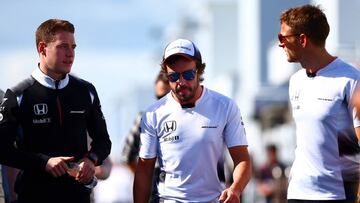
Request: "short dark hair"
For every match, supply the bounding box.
[160,55,206,82]
[280,4,329,46]
[35,19,75,52]
[266,144,277,153]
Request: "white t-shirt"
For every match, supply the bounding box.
[139,87,247,202]
[287,58,360,200]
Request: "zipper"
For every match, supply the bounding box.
[55,81,63,126]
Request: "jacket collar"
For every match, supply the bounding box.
[31,66,69,89]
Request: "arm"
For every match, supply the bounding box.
[219,146,252,203]
[127,161,137,174]
[355,127,360,142]
[0,89,48,171]
[61,83,110,184]
[355,127,360,202]
[86,84,112,165]
[351,84,360,202]
[133,157,156,203]
[1,90,78,177]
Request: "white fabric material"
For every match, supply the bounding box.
[139,87,247,202]
[31,67,95,104]
[164,39,195,60]
[31,67,69,90]
[287,58,360,200]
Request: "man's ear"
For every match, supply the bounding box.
[38,42,46,55]
[299,34,307,48]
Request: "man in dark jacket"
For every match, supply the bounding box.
[0,19,111,203]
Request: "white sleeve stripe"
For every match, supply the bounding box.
[89,91,94,104]
[17,95,23,106]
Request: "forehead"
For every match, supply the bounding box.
[51,31,75,43]
[280,23,293,33]
[165,56,196,72]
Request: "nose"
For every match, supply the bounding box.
[175,74,187,85]
[278,43,285,48]
[66,48,75,57]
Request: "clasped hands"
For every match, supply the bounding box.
[45,156,95,184]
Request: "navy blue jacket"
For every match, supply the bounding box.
[0,69,111,203]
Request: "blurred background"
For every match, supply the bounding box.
[1,0,359,202]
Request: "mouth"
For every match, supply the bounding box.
[63,61,73,65]
[176,86,190,95]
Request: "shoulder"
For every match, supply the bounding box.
[0,89,4,101]
[144,96,168,114]
[1,78,35,112]
[69,75,98,94]
[142,95,171,125]
[289,69,305,89]
[289,69,304,81]
[10,77,36,96]
[69,75,95,88]
[328,58,360,79]
[206,88,237,107]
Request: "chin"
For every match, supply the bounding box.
[63,67,72,73]
[287,57,297,63]
[177,95,190,103]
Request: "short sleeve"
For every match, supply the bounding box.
[139,112,158,159]
[224,100,248,148]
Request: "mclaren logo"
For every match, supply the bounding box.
[164,121,177,133]
[34,103,48,115]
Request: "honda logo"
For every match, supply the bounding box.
[34,103,48,115]
[164,121,177,133]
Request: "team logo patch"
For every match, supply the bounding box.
[70,110,85,114]
[163,120,177,133]
[33,118,51,124]
[1,98,7,106]
[317,97,333,102]
[291,90,300,101]
[34,103,48,115]
[201,125,218,128]
[163,135,179,142]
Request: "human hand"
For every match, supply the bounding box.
[219,188,241,203]
[45,156,74,177]
[257,181,275,196]
[75,157,95,184]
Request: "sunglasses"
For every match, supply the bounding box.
[167,69,197,82]
[278,33,300,44]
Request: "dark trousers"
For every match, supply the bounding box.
[16,171,91,203]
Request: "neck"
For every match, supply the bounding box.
[189,85,203,104]
[173,85,203,106]
[39,63,65,81]
[300,48,336,73]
